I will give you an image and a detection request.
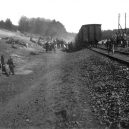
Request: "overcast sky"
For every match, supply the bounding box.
[0,0,129,32]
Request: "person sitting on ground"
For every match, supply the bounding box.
[7,56,15,75]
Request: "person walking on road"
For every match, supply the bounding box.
[7,56,15,75]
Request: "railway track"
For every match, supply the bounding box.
[98,46,129,55]
[91,47,129,67]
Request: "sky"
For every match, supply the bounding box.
[0,0,129,33]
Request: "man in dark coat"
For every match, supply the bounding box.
[7,56,15,75]
[45,42,49,52]
[106,39,112,54]
[1,55,6,74]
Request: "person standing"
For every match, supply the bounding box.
[7,56,15,75]
[112,40,115,54]
[45,42,49,52]
[1,55,5,74]
[111,38,115,54]
[106,39,110,54]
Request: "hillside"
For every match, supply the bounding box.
[0,29,44,74]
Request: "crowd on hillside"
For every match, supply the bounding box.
[0,55,15,76]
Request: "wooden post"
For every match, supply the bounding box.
[125,13,126,34]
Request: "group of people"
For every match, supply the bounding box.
[106,39,115,54]
[0,55,15,76]
[44,42,56,52]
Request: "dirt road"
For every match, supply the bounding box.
[0,49,105,129]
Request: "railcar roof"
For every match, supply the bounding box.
[82,24,101,27]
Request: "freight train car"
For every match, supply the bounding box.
[75,24,101,48]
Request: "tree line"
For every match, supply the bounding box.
[0,18,17,31]
[18,16,68,38]
[0,16,76,41]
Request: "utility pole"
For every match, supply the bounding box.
[125,13,127,34]
[118,13,120,35]
[118,13,125,35]
[118,13,120,30]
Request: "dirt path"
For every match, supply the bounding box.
[0,49,105,129]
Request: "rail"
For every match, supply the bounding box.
[90,47,129,67]
[98,46,129,56]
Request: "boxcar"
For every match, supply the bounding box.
[75,24,101,48]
